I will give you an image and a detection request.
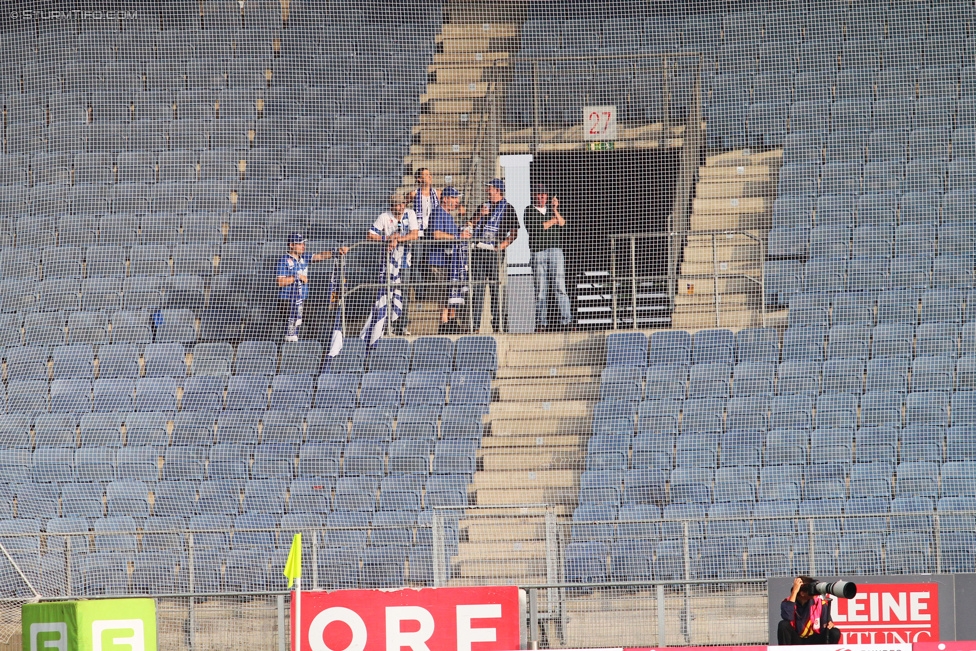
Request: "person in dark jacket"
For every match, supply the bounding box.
[778,576,841,645]
[524,182,573,332]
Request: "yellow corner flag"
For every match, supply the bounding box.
[284,532,302,588]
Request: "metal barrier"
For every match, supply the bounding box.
[0,510,966,648]
[609,230,766,329]
[337,238,508,335]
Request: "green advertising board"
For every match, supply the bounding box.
[23,599,157,651]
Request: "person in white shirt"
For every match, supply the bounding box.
[367,194,419,336]
[409,167,439,303]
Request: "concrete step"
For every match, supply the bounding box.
[698,165,773,181]
[680,261,762,275]
[495,381,600,402]
[692,196,767,215]
[705,148,784,168]
[440,23,519,38]
[694,180,775,199]
[419,112,483,126]
[501,331,606,352]
[674,275,760,295]
[432,66,485,83]
[690,212,771,231]
[472,469,578,489]
[426,81,492,101]
[682,244,763,263]
[434,51,509,65]
[456,540,546,559]
[480,434,585,449]
[427,99,477,113]
[495,365,601,380]
[671,309,760,329]
[490,417,592,437]
[479,449,583,471]
[501,349,604,367]
[473,486,578,506]
[463,517,547,542]
[419,126,481,143]
[674,292,755,308]
[456,558,547,578]
[440,38,516,54]
[489,400,593,420]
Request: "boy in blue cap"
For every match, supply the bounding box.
[431,186,470,333]
[276,233,347,342]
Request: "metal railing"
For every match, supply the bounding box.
[1,508,970,648]
[508,53,704,152]
[609,230,766,329]
[336,238,509,335]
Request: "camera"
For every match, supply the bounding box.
[809,580,857,599]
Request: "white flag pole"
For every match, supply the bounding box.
[295,576,302,651]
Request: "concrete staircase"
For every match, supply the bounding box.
[401,21,519,200]
[449,332,606,585]
[671,148,783,329]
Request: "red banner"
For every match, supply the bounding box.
[292,586,521,651]
[828,583,940,644]
[628,647,767,651]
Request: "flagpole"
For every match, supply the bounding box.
[295,576,302,651]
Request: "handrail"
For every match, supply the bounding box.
[607,230,765,329]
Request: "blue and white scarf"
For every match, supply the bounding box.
[414,185,439,234]
[448,240,468,307]
[360,223,408,347]
[475,199,509,246]
[322,256,343,372]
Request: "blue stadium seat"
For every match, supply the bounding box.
[777,360,821,397]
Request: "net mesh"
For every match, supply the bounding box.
[0,0,973,648]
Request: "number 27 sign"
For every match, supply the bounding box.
[583,105,618,141]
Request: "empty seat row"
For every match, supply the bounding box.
[773,189,976,227]
[0,474,470,516]
[589,424,976,469]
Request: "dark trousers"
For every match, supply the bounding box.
[469,249,501,332]
[777,620,841,645]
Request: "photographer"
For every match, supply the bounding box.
[778,576,841,645]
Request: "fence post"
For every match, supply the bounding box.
[657,583,666,647]
[682,521,691,644]
[64,540,73,597]
[278,594,287,651]
[544,508,559,619]
[432,512,446,587]
[807,519,816,576]
[188,533,196,651]
[712,233,720,327]
[528,587,539,647]
[385,245,393,337]
[630,236,638,327]
[532,61,540,151]
[610,236,618,329]
[934,514,942,574]
[311,530,319,590]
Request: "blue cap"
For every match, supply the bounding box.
[485,178,505,193]
[288,232,305,245]
[442,186,461,198]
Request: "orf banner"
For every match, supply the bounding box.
[294,586,524,651]
[769,576,957,644]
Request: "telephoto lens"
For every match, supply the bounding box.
[812,581,857,599]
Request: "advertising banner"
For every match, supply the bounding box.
[769,576,956,644]
[293,586,523,651]
[23,599,157,651]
